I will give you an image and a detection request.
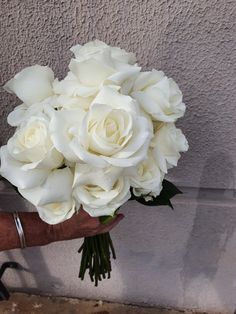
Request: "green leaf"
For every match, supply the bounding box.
[162,179,182,199]
[130,179,182,210]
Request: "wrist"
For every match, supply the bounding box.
[0,213,21,251]
[19,212,52,247]
[46,223,65,243]
[13,212,26,248]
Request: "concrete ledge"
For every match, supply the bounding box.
[0,293,217,314]
[1,181,236,208]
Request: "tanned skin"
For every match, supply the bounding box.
[0,209,124,251]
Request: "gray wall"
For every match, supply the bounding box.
[1,1,236,312]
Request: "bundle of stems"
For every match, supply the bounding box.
[78,232,116,286]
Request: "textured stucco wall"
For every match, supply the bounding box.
[1,0,236,189]
[1,0,236,312]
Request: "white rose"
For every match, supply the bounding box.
[56,94,93,111]
[7,96,58,127]
[73,164,130,217]
[0,145,49,189]
[71,40,136,65]
[69,54,140,88]
[151,123,189,173]
[0,115,63,189]
[50,87,152,167]
[53,71,98,99]
[4,65,54,106]
[53,41,140,101]
[128,151,164,197]
[19,168,75,224]
[50,107,86,162]
[131,70,186,122]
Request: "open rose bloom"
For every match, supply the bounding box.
[0,40,188,285]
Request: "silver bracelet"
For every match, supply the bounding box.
[13,211,26,249]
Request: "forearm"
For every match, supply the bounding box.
[0,210,123,251]
[0,212,53,251]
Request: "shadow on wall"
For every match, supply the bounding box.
[0,189,63,294]
[181,151,236,310]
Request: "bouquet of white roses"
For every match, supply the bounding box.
[0,40,188,286]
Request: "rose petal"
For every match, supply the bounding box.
[7,104,28,126]
[0,146,49,189]
[92,86,138,114]
[18,167,73,206]
[74,164,123,191]
[53,76,98,98]
[152,123,189,173]
[37,200,75,225]
[4,65,54,106]
[69,57,114,86]
[50,109,86,162]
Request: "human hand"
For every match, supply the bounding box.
[50,208,124,242]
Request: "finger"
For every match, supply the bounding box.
[98,214,124,234]
[74,208,100,228]
[102,214,124,228]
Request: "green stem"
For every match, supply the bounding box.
[108,233,116,259]
[78,232,116,286]
[97,235,106,279]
